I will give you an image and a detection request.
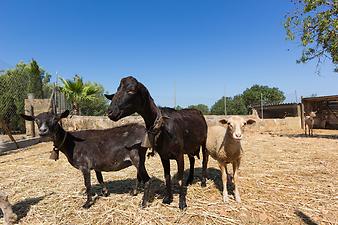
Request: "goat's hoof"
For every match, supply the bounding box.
[185,178,193,186]
[130,189,138,196]
[162,196,173,205]
[103,191,110,197]
[82,201,93,209]
[179,201,187,210]
[201,180,207,187]
[140,200,148,209]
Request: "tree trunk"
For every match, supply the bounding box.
[72,102,80,115]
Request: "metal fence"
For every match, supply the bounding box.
[0,72,28,135]
[0,69,68,137]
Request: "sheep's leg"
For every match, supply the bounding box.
[219,163,229,203]
[225,164,232,184]
[185,155,195,186]
[232,160,241,203]
[177,153,187,210]
[82,169,94,208]
[95,171,109,197]
[305,124,307,136]
[0,192,17,225]
[161,158,173,205]
[201,145,208,187]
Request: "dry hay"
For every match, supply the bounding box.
[0,129,337,224]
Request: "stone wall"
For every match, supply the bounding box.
[60,115,301,132]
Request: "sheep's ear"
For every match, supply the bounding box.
[104,94,114,100]
[219,119,228,125]
[246,118,256,125]
[20,114,35,121]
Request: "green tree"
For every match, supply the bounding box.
[59,75,100,115]
[210,95,248,115]
[0,60,49,132]
[42,72,54,98]
[28,59,43,98]
[242,85,285,108]
[80,83,109,116]
[285,0,337,72]
[175,105,183,110]
[227,95,248,115]
[210,97,227,115]
[187,104,209,114]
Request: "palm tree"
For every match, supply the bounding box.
[59,75,99,115]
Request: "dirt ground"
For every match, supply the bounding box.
[0,128,337,225]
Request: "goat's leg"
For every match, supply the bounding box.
[232,160,241,203]
[219,162,229,203]
[201,144,208,187]
[138,148,151,208]
[177,154,187,210]
[95,171,109,197]
[82,169,94,208]
[161,158,173,205]
[185,155,195,186]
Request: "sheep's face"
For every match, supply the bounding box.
[21,110,69,137]
[219,116,256,141]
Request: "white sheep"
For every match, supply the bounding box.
[305,111,316,136]
[205,116,256,203]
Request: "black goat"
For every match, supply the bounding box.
[21,110,150,208]
[105,76,208,210]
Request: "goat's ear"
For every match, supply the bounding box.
[55,110,70,121]
[219,119,228,125]
[20,114,35,121]
[60,110,70,119]
[246,118,256,125]
[104,94,114,100]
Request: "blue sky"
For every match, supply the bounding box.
[1,0,337,107]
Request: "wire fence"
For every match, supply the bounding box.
[0,72,28,135]
[0,69,68,137]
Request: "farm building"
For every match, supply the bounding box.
[252,103,301,119]
[301,95,338,129]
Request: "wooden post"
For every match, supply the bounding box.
[0,119,19,149]
[30,105,35,137]
[300,96,305,129]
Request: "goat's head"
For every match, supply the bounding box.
[219,116,256,141]
[20,110,70,137]
[309,111,317,118]
[105,76,146,121]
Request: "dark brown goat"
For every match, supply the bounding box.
[105,76,208,210]
[21,110,150,208]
